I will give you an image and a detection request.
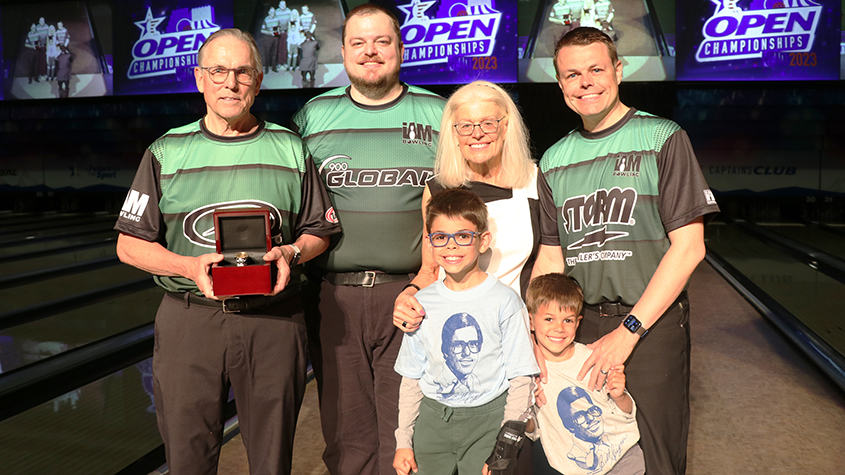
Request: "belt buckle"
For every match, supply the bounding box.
[599,302,623,317]
[362,271,377,288]
[222,297,241,313]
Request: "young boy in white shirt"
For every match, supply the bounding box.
[393,189,539,475]
[526,273,644,475]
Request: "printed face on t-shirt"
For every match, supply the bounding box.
[445,325,481,379]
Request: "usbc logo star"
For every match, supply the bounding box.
[135,7,166,38]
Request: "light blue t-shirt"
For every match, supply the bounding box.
[394,273,539,407]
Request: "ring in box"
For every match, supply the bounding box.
[211,208,275,296]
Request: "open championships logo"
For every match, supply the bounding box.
[695,0,823,62]
[398,0,502,67]
[128,5,220,79]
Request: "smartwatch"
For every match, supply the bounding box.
[623,314,648,338]
[287,243,301,267]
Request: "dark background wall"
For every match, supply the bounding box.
[2,80,843,223]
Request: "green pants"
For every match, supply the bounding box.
[413,391,507,475]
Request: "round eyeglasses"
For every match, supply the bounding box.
[200,67,259,85]
[453,117,505,136]
[428,231,480,247]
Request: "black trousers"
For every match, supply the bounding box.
[577,295,691,475]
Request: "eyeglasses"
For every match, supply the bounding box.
[200,67,259,85]
[573,405,602,426]
[428,231,480,248]
[453,117,505,136]
[449,340,481,355]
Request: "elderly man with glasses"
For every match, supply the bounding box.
[115,28,339,475]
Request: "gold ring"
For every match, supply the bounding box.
[235,252,249,266]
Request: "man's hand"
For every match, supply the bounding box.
[393,290,425,332]
[263,246,292,295]
[578,326,638,391]
[194,253,225,299]
[393,448,418,475]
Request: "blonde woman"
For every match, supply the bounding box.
[393,80,543,331]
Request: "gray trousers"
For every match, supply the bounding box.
[153,292,308,475]
[304,277,409,475]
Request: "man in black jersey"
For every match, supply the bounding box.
[115,29,338,475]
[292,4,446,475]
[532,27,719,475]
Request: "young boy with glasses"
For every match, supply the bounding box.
[525,273,644,475]
[393,188,539,475]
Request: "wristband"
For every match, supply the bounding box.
[402,282,421,293]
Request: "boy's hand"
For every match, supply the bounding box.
[483,463,491,475]
[393,448,418,475]
[533,375,546,407]
[606,364,626,399]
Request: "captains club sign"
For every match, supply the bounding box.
[128,5,220,79]
[398,0,502,66]
[695,0,823,62]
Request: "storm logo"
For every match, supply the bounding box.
[182,200,282,248]
[128,6,220,80]
[695,0,822,62]
[398,0,501,66]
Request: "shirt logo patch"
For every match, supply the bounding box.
[120,190,150,222]
[704,189,717,205]
[325,207,338,224]
[613,155,642,178]
[402,122,434,147]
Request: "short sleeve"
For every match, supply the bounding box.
[114,148,164,243]
[656,129,720,233]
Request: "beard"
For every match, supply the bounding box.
[347,63,401,102]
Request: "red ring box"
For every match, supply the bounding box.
[211,208,276,296]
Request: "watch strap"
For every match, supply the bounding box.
[287,243,301,267]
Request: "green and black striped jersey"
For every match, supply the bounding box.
[538,109,720,305]
[115,119,339,294]
[292,84,446,274]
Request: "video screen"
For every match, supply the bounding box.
[518,0,672,83]
[248,0,349,89]
[113,0,233,96]
[676,0,841,81]
[392,0,519,85]
[1,1,111,100]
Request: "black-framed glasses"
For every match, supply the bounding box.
[428,231,480,248]
[200,66,258,85]
[453,117,505,136]
[449,340,481,355]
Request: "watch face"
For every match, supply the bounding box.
[624,315,641,331]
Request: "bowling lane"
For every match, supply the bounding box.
[0,241,116,276]
[0,357,162,475]
[0,263,152,314]
[705,221,845,357]
[756,221,845,261]
[0,286,161,374]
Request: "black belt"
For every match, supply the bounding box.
[324,271,410,287]
[585,291,687,317]
[167,286,297,313]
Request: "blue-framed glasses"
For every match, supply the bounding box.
[428,231,480,248]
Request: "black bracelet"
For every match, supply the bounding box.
[402,282,421,293]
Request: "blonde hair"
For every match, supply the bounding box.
[435,81,534,189]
